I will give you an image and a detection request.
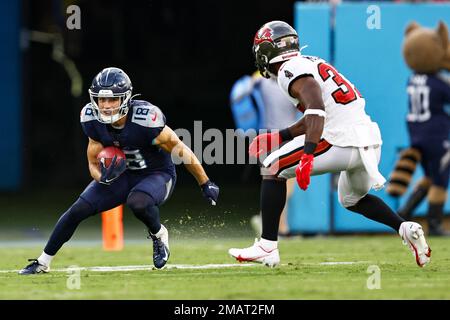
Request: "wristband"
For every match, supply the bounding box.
[304,109,326,118]
[304,142,317,155]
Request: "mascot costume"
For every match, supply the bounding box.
[387,21,450,236]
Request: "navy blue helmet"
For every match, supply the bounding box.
[88,67,133,124]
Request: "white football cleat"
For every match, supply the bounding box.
[229,239,280,267]
[399,221,431,267]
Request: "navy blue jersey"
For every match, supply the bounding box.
[406,73,450,143]
[80,99,176,177]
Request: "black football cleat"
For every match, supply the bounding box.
[149,235,170,269]
[148,225,170,269]
[18,259,49,275]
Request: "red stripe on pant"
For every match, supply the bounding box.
[268,139,332,176]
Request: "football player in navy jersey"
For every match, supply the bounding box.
[19,67,219,274]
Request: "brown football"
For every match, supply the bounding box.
[97,146,126,168]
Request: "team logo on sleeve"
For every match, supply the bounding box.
[254,27,274,45]
[80,105,96,123]
[284,70,294,79]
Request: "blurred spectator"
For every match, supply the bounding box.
[230,72,298,236]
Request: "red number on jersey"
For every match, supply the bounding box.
[318,62,362,105]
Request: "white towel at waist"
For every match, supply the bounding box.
[358,146,386,191]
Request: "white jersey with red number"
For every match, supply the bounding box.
[277,55,382,147]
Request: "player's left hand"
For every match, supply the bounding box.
[295,153,314,190]
[99,155,127,185]
[200,180,219,205]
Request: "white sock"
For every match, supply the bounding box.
[37,252,54,267]
[153,225,167,238]
[260,238,278,250]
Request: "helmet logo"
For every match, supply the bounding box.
[284,70,294,79]
[254,27,274,45]
[98,89,114,97]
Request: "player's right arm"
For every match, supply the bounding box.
[80,103,104,182]
[248,58,326,158]
[277,57,327,190]
[285,116,306,137]
[258,78,324,146]
[87,137,104,182]
[288,76,325,153]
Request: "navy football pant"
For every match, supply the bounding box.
[127,191,162,235]
[44,171,176,256]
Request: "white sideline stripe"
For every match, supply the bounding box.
[0,263,260,273]
[0,261,370,274]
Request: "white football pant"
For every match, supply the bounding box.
[262,135,382,208]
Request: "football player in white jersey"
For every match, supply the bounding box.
[228,21,431,268]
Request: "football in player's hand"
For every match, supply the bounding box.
[97,146,126,168]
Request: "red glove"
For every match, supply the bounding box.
[295,153,314,190]
[248,132,282,158]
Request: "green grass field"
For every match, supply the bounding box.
[1,236,449,300]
